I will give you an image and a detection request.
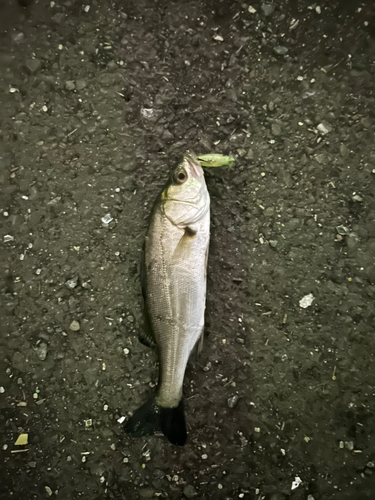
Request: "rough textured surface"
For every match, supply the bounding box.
[1,0,375,499]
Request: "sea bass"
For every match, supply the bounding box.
[125,151,210,446]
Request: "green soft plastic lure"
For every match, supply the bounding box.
[198,154,235,168]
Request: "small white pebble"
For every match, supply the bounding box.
[201,454,208,459]
[248,6,256,14]
[33,393,38,399]
[35,269,42,275]
[21,195,29,200]
[3,444,8,450]
[315,6,321,14]
[291,476,302,490]
[123,457,129,463]
[299,293,314,308]
[345,440,354,451]
[103,404,108,411]
[255,489,260,495]
[218,484,223,489]
[117,416,126,424]
[297,75,304,81]
[0,387,4,393]
[3,211,9,217]
[45,486,53,497]
[100,476,105,483]
[42,105,48,112]
[82,456,87,463]
[101,213,113,225]
[260,172,266,177]
[115,187,120,192]
[84,5,90,12]
[58,44,63,50]
[50,1,55,7]
[317,122,331,135]
[254,427,261,433]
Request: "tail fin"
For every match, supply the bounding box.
[160,400,187,446]
[124,398,187,446]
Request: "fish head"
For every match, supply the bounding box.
[161,151,209,228]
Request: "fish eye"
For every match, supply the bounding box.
[174,170,187,184]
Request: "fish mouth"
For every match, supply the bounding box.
[184,151,203,178]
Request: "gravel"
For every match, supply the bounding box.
[183,485,198,498]
[36,343,48,361]
[69,320,80,332]
[227,394,240,408]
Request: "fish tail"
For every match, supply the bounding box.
[124,398,187,446]
[160,400,187,446]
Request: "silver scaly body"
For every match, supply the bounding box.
[145,183,210,408]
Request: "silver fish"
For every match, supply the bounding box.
[125,151,210,445]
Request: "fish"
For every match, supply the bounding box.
[124,151,210,446]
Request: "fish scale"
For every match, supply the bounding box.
[148,205,209,407]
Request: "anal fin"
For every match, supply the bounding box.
[189,328,204,365]
[138,322,156,348]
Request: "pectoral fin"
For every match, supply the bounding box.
[184,226,197,237]
[173,226,197,261]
